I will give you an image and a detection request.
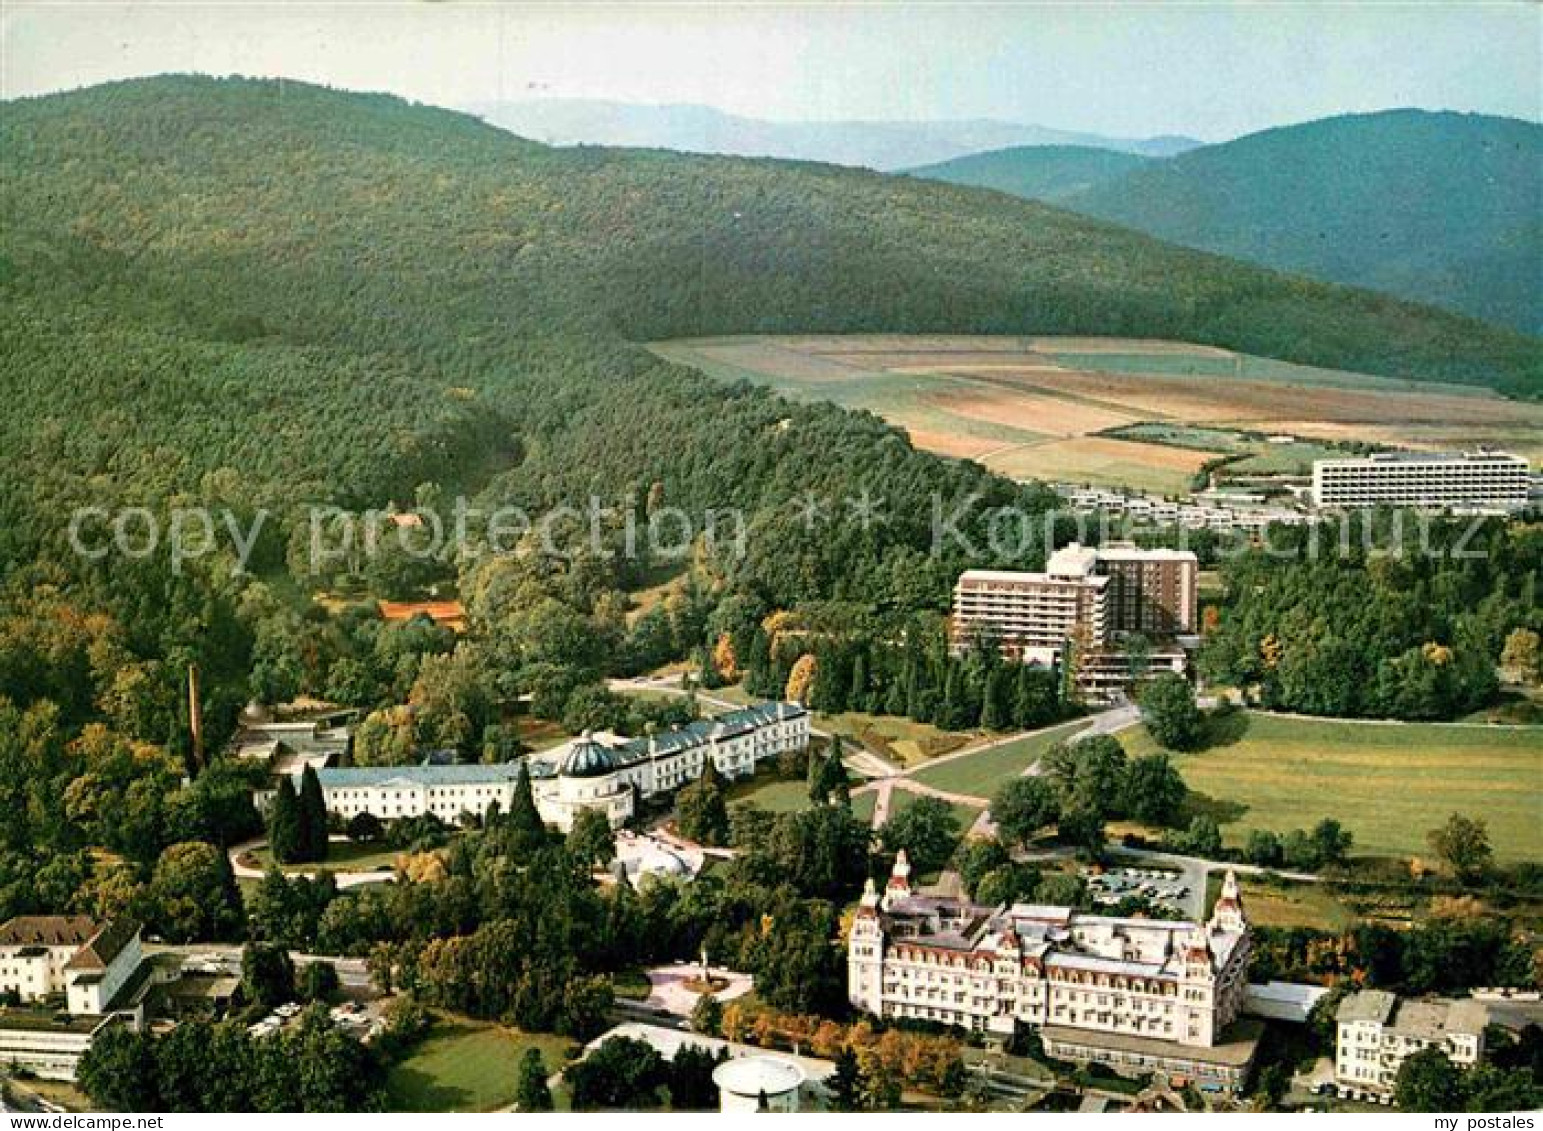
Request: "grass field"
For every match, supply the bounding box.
[724,770,877,823]
[884,787,983,833]
[653,335,1543,492]
[1122,713,1542,863]
[385,1015,576,1112]
[815,709,976,767]
[244,839,402,875]
[1103,421,1357,478]
[724,773,815,813]
[1204,873,1360,932]
[909,721,1088,798]
[514,715,574,752]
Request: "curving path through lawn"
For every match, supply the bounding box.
[229,835,398,889]
[854,705,1140,834]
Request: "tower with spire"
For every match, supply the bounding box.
[848,877,885,1015]
[1209,869,1247,934]
[882,849,912,910]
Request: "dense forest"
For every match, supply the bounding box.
[2,78,1538,574]
[0,77,1538,941]
[1200,518,1542,719]
[908,144,1152,204]
[915,110,1543,335]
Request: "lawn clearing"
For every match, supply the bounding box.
[723,769,877,823]
[244,839,404,875]
[816,709,976,768]
[909,721,1089,798]
[1203,873,1359,932]
[884,788,983,833]
[1122,713,1542,863]
[385,1014,576,1112]
[609,968,653,1001]
[514,714,574,752]
[724,772,815,813]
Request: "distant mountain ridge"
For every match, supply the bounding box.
[465,98,1202,170]
[912,110,1542,334]
[906,145,1153,203]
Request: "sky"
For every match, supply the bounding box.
[2,2,1539,140]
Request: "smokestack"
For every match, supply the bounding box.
[188,663,205,770]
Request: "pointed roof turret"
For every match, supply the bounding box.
[1209,869,1247,932]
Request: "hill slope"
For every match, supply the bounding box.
[467,98,1201,169]
[1068,110,1543,333]
[907,145,1152,203]
[1,78,1539,579]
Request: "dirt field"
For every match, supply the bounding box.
[652,335,1543,493]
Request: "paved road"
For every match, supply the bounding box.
[851,704,1145,835]
[147,942,374,991]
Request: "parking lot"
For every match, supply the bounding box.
[1084,866,1192,916]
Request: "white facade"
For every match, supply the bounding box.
[849,858,1251,1051]
[0,1015,114,1081]
[952,543,1198,702]
[1334,991,1487,1098]
[0,917,96,1003]
[952,553,1109,656]
[0,917,140,1014]
[529,703,810,832]
[64,926,144,1017]
[1312,451,1530,511]
[258,703,810,835]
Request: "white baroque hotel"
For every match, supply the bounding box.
[849,857,1258,1090]
[258,702,808,833]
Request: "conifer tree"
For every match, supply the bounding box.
[298,764,330,863]
[827,1047,863,1112]
[508,763,546,844]
[848,652,869,712]
[268,775,302,865]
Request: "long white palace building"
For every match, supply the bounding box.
[257,701,809,833]
[849,856,1259,1090]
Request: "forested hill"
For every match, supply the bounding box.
[1067,110,1543,334]
[2,76,1540,573]
[907,145,1151,204]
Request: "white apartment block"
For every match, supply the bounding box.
[848,859,1256,1089]
[1334,990,1487,1100]
[1312,451,1530,512]
[257,702,809,834]
[952,543,1198,702]
[952,545,1109,658]
[952,542,1198,658]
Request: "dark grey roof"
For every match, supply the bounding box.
[65,919,140,972]
[306,763,530,789]
[561,735,622,778]
[608,702,804,771]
